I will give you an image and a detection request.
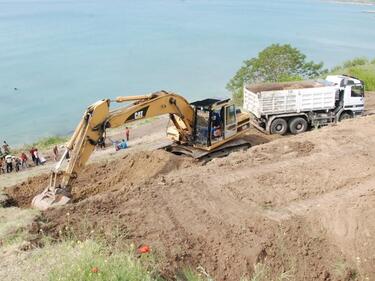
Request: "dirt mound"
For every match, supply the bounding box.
[5,175,49,208]
[5,150,193,208]
[12,115,375,279]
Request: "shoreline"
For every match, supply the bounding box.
[324,0,375,5]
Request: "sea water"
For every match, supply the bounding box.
[0,0,374,145]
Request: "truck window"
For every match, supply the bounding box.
[351,86,364,97]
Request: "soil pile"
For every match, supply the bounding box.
[6,115,375,280]
[6,150,193,207]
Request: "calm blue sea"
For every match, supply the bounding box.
[0,0,374,146]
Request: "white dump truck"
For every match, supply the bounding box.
[243,75,365,134]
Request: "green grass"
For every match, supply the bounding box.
[0,207,39,247]
[0,213,212,281]
[331,57,375,91]
[8,135,69,155]
[48,241,162,281]
[48,240,214,281]
[31,135,69,150]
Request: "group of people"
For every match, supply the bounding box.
[1,127,130,175]
[0,140,49,174]
[97,127,131,151]
[114,127,130,151]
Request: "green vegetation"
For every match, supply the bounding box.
[49,241,162,281]
[31,135,69,150]
[330,57,375,91]
[227,46,375,105]
[0,210,214,281]
[9,135,69,155]
[0,207,39,247]
[226,44,327,104]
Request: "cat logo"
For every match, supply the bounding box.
[126,106,149,122]
[134,111,144,119]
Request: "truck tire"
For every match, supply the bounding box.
[289,117,308,134]
[270,118,288,135]
[339,112,352,121]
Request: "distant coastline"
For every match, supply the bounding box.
[326,0,375,5]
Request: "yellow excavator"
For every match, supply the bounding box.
[32,91,250,210]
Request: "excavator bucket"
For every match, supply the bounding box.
[31,187,71,210]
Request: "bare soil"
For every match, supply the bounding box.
[3,93,375,280]
[4,113,375,280]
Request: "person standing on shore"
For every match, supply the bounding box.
[0,157,4,174]
[125,127,130,142]
[20,152,28,169]
[33,149,41,166]
[5,154,13,173]
[97,137,105,150]
[29,147,36,164]
[53,145,59,161]
[2,141,10,154]
[14,157,21,172]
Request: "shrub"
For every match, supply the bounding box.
[348,65,375,91]
[330,58,375,91]
[342,57,369,68]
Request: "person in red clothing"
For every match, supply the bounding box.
[125,127,130,141]
[29,147,36,164]
[20,152,28,169]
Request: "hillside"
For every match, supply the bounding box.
[1,111,375,280]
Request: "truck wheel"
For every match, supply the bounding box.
[339,112,352,121]
[289,117,308,134]
[270,118,288,135]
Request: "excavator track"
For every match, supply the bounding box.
[163,138,251,159]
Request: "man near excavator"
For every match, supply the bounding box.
[125,127,130,141]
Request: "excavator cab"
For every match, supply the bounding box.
[191,98,242,148]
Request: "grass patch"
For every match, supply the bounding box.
[0,207,39,247]
[0,212,212,281]
[31,136,69,150]
[48,241,162,281]
[331,57,375,91]
[9,135,69,155]
[332,260,358,281]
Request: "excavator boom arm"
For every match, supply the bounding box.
[32,91,194,210]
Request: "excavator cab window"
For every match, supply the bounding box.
[191,98,231,147]
[210,109,224,144]
[194,109,210,146]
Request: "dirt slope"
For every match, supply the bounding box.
[6,115,375,280]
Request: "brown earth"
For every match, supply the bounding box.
[4,105,375,280]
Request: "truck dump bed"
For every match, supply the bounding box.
[243,80,337,118]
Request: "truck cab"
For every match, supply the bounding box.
[326,75,365,119]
